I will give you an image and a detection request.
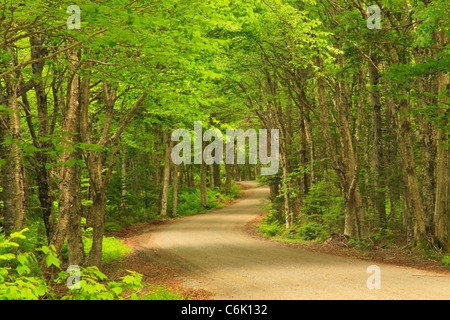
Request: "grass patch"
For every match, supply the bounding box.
[140,285,184,300]
[256,214,284,238]
[443,254,450,268]
[256,213,328,243]
[175,184,242,217]
[82,236,132,264]
[61,224,132,264]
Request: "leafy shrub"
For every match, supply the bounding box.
[0,228,54,300]
[104,221,123,233]
[1,229,143,300]
[176,187,233,216]
[257,214,284,238]
[59,267,143,300]
[301,179,344,239]
[443,254,450,268]
[140,285,183,300]
[82,236,132,263]
[348,238,374,250]
[371,227,394,240]
[176,188,204,216]
[60,219,132,264]
[296,221,327,241]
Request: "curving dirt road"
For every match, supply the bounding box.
[133,181,450,300]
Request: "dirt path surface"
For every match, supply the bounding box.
[130,181,450,300]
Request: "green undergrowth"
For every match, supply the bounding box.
[0,183,244,300]
[140,285,184,300]
[256,214,450,269]
[256,178,343,244]
[104,183,242,231]
[176,184,242,217]
[0,228,186,300]
[256,213,328,244]
[443,254,450,267]
[0,228,142,300]
[59,218,132,265]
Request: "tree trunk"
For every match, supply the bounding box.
[160,131,171,219]
[433,30,449,250]
[28,34,56,242]
[120,143,128,216]
[315,56,366,239]
[67,155,85,266]
[200,155,209,207]
[50,49,81,260]
[397,97,427,245]
[225,163,233,194]
[86,190,106,267]
[0,48,27,237]
[153,126,163,213]
[209,165,214,189]
[213,162,221,189]
[368,56,387,228]
[172,161,179,218]
[282,156,292,229]
[298,111,309,204]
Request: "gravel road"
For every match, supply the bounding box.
[133,181,450,300]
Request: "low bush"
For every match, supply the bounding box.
[0,229,144,300]
[82,236,132,264]
[60,219,132,264]
[295,221,327,241]
[443,254,450,268]
[140,285,183,300]
[257,214,284,238]
[0,229,49,300]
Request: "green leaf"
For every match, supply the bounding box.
[45,254,60,269]
[1,241,19,249]
[16,255,28,265]
[0,253,15,261]
[10,228,29,239]
[110,286,123,296]
[121,275,136,285]
[40,246,51,255]
[130,292,139,300]
[16,264,31,275]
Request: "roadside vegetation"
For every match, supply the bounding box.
[1,0,448,299]
[256,193,450,271]
[0,184,241,300]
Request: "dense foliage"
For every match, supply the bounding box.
[0,0,448,299]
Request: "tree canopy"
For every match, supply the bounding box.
[0,0,448,299]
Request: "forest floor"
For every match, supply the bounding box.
[103,182,251,299]
[244,214,450,275]
[104,218,216,299]
[104,182,450,300]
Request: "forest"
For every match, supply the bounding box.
[0,0,448,300]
